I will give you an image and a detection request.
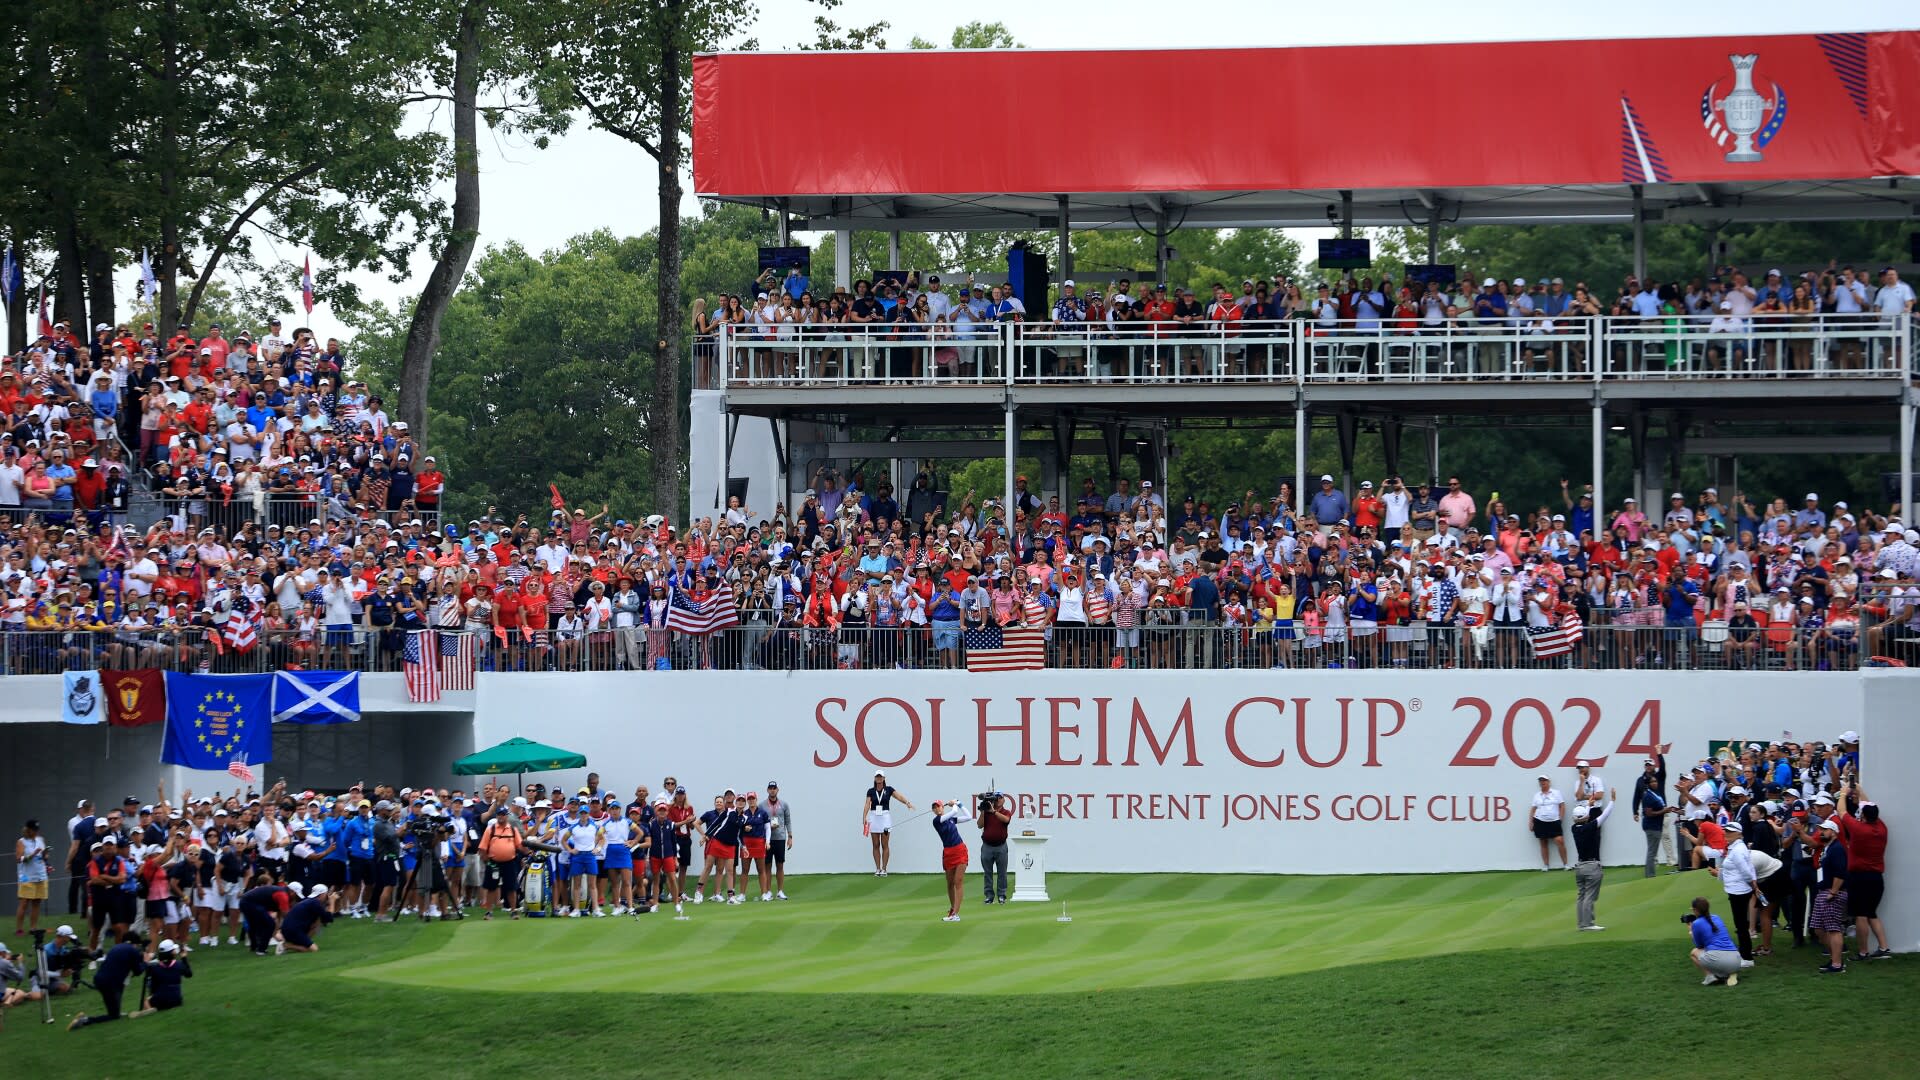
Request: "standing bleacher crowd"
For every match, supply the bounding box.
[694,262,1917,383]
[2,258,1916,676]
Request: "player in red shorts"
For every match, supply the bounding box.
[695,795,742,904]
[741,792,772,901]
[645,799,678,913]
[931,798,973,922]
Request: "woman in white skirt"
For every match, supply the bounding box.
[863,772,916,877]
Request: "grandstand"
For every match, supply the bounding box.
[1,24,1917,952]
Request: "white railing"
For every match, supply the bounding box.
[716,315,1915,389]
[1594,313,1907,378]
[718,322,1007,387]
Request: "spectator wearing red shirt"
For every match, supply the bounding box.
[201,325,231,370]
[1352,482,1383,530]
[1836,786,1890,960]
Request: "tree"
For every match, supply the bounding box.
[541,1,887,523]
[392,0,568,448]
[351,233,660,519]
[0,1,451,346]
[909,20,1020,50]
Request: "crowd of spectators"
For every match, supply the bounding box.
[8,451,1912,674]
[695,262,1917,382]
[3,318,442,533]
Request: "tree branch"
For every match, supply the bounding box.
[182,160,326,323]
[571,86,659,160]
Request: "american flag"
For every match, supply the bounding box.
[440,630,477,690]
[665,589,740,636]
[223,605,259,653]
[963,626,1047,672]
[404,630,441,702]
[1529,613,1586,659]
[228,756,256,784]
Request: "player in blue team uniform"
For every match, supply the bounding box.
[600,799,636,914]
[562,799,605,917]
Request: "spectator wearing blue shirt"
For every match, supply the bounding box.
[1309,475,1349,526]
[46,454,77,505]
[1187,572,1220,622]
[1792,494,1827,533]
[1686,896,1747,985]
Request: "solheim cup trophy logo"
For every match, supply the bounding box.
[1701,53,1787,163]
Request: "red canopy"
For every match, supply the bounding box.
[694,31,1920,198]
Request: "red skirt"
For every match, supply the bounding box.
[942,843,969,871]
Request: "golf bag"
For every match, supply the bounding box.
[522,857,550,917]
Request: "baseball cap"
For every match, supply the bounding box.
[56,924,75,937]
[1841,730,1859,743]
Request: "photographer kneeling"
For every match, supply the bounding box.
[1683,896,1750,987]
[977,791,1013,905]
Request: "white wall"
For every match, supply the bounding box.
[8,667,1912,885]
[474,670,1893,875]
[1861,670,1920,952]
[688,388,785,528]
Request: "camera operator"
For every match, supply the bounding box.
[38,925,84,996]
[411,808,459,921]
[371,801,404,921]
[977,791,1013,905]
[66,929,147,1029]
[0,940,46,1009]
[1682,897,1748,987]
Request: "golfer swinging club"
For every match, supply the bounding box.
[931,798,972,922]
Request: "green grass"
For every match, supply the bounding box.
[8,871,1918,1079]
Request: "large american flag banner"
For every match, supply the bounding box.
[404,630,441,702]
[665,589,740,635]
[223,605,259,653]
[963,625,1047,672]
[1529,613,1586,659]
[440,631,477,690]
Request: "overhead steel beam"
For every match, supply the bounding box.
[820,438,1123,458]
[1682,435,1896,455]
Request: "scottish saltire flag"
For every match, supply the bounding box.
[271,670,360,724]
[161,673,273,771]
[62,671,106,725]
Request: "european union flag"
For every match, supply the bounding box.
[161,673,274,772]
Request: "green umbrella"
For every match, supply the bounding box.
[452,737,588,788]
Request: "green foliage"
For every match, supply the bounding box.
[351,202,780,524]
[911,21,1021,50]
[350,234,658,521]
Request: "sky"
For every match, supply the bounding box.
[117,1,1915,343]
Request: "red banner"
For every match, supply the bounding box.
[694,32,1920,195]
[101,669,166,728]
